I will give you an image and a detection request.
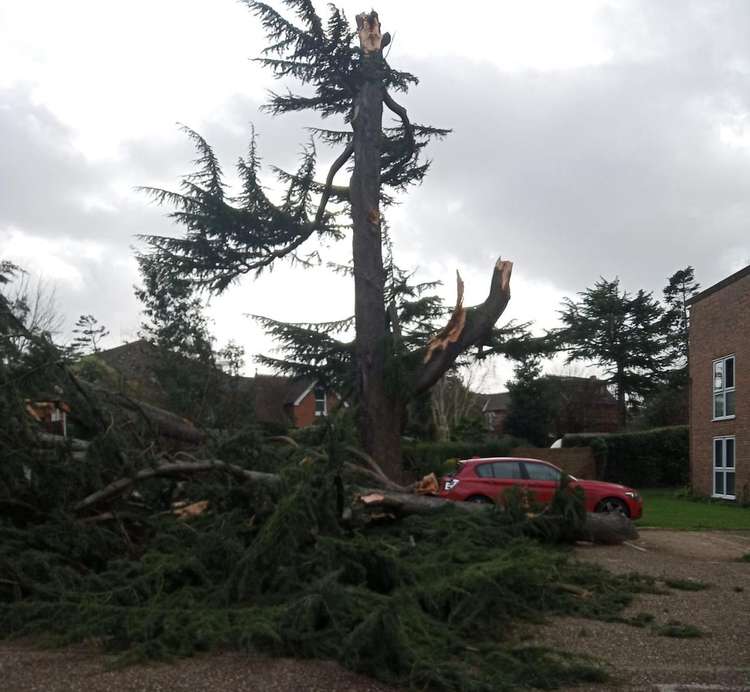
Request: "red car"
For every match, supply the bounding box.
[439,457,642,519]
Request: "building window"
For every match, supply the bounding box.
[314,385,326,417]
[712,355,735,420]
[713,436,736,499]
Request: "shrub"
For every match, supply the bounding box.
[563,426,688,487]
[402,437,521,479]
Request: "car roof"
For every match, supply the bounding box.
[460,457,557,466]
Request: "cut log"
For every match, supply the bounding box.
[352,488,638,544]
[577,511,639,545]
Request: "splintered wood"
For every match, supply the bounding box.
[424,270,466,363]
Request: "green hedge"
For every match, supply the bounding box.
[563,426,688,488]
[402,437,520,479]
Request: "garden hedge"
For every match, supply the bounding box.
[402,437,521,479]
[562,426,688,488]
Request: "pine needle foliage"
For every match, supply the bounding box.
[1,404,657,690]
[138,2,449,291]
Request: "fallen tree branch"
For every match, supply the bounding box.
[35,433,90,451]
[74,460,281,513]
[344,445,392,483]
[342,462,409,493]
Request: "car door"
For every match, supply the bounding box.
[489,460,524,503]
[520,461,561,505]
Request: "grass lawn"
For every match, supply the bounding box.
[636,488,750,530]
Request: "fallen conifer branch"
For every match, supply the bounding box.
[74,460,281,513]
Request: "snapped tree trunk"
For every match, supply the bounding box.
[350,12,404,481]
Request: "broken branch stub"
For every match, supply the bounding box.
[415,258,512,395]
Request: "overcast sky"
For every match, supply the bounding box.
[3,0,750,390]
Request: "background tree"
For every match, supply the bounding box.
[0,268,64,358]
[637,266,699,428]
[557,277,665,428]
[72,314,109,355]
[503,355,556,446]
[135,256,214,364]
[430,366,485,442]
[135,257,220,423]
[218,340,246,377]
[662,266,699,368]
[138,3,514,477]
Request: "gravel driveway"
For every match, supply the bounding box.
[2,529,748,692]
[530,529,750,691]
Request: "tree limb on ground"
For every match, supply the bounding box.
[74,460,281,513]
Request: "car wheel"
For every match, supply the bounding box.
[466,495,493,505]
[596,497,630,517]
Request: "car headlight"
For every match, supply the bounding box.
[445,479,460,491]
[624,491,640,500]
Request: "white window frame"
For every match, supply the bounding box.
[712,436,736,500]
[712,354,736,421]
[314,385,327,417]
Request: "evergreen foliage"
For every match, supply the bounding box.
[135,255,215,363]
[72,314,109,355]
[401,437,522,478]
[662,266,699,368]
[134,0,532,474]
[557,277,666,426]
[637,267,699,427]
[0,272,659,690]
[504,356,557,446]
[563,426,689,487]
[0,440,655,690]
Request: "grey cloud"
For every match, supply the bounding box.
[6,0,750,345]
[392,1,750,296]
[0,85,326,338]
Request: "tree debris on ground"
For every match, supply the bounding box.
[0,349,657,692]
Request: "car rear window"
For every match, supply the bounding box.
[473,461,522,479]
[491,461,522,479]
[523,462,561,482]
[475,463,494,478]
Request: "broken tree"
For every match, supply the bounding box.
[139,2,513,479]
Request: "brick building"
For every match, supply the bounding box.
[688,264,750,500]
[92,340,338,430]
[482,376,619,438]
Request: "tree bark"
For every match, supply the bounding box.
[352,488,638,544]
[351,12,404,481]
[348,13,512,481]
[83,381,207,445]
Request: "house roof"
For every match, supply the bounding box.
[93,341,324,427]
[686,263,750,306]
[286,378,316,406]
[482,392,511,413]
[545,375,617,405]
[480,376,615,414]
[253,374,294,425]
